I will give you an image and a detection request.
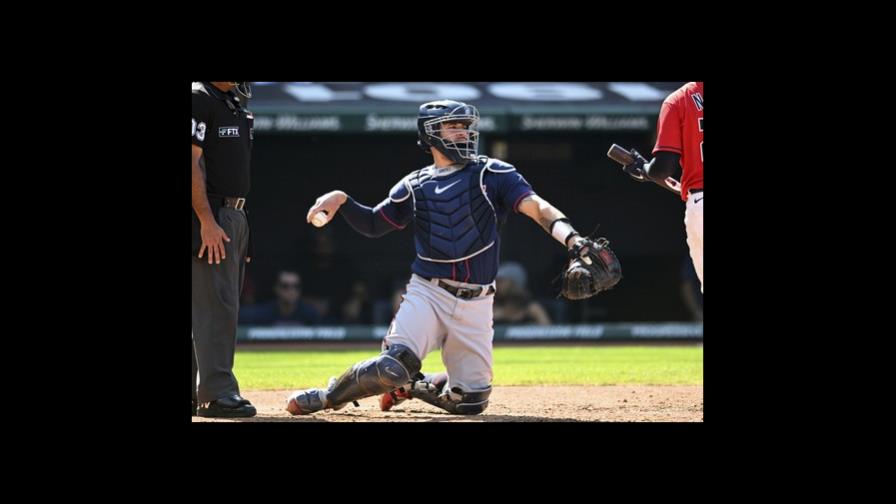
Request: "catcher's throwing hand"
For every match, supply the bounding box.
[561,236,622,300]
[306,190,348,225]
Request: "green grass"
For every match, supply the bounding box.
[233,345,702,390]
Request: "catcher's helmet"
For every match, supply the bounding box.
[416,100,480,164]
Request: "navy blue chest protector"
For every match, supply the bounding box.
[408,160,497,263]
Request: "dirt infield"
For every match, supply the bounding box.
[192,385,702,422]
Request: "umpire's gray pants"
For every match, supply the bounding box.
[192,207,249,404]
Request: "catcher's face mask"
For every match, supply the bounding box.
[417,101,480,164]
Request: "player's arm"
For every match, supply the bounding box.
[645,97,684,188]
[517,194,585,250]
[306,190,407,238]
[643,151,681,185]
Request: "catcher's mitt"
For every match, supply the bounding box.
[561,237,622,300]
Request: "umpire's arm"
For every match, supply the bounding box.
[192,144,230,264]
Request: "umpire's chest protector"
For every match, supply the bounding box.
[408,159,497,263]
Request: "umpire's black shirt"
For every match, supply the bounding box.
[191,82,254,197]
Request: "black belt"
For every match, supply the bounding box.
[437,280,495,299]
[689,188,703,194]
[209,194,247,210]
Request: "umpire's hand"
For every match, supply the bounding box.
[198,220,230,265]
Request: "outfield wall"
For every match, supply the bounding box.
[236,323,702,342]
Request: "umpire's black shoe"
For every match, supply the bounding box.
[197,394,257,418]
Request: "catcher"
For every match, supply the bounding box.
[287,100,621,416]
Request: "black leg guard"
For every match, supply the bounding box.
[326,344,422,406]
[409,373,492,415]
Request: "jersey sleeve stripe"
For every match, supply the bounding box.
[378,209,405,229]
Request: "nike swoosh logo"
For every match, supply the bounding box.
[434,180,461,194]
[694,197,703,204]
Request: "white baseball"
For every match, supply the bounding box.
[311,211,329,227]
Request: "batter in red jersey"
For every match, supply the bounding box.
[642,82,703,292]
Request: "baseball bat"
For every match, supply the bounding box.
[607,143,681,195]
[607,143,637,166]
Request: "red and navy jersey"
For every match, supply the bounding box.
[374,156,535,284]
[653,81,703,200]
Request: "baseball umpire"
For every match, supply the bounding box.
[191,81,256,417]
[287,100,621,416]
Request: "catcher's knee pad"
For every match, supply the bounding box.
[410,373,492,415]
[326,343,421,406]
[445,386,492,415]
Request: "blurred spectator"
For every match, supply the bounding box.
[680,255,703,321]
[298,228,362,323]
[239,270,321,326]
[341,281,373,324]
[372,278,408,325]
[493,262,551,325]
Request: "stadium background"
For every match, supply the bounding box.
[194,82,703,422]
[236,82,701,341]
